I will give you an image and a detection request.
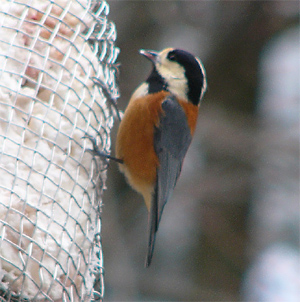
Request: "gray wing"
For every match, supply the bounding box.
[146,95,193,267]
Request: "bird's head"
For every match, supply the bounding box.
[140,48,207,106]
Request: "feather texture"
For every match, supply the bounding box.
[146,95,193,267]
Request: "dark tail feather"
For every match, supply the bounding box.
[145,222,156,267]
[145,193,158,267]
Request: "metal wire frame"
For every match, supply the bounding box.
[0,0,119,301]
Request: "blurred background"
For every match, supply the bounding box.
[103,1,299,301]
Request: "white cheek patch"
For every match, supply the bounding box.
[156,63,188,101]
[168,77,188,101]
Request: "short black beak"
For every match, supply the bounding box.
[139,49,159,63]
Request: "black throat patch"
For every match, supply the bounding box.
[146,68,168,94]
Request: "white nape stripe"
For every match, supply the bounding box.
[196,57,207,100]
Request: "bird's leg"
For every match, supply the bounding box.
[83,134,123,164]
[92,77,122,122]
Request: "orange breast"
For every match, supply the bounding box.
[115,91,199,208]
[116,91,169,198]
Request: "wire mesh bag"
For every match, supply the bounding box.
[0,0,119,300]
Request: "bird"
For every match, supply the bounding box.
[115,47,207,267]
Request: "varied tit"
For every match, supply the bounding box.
[116,48,207,267]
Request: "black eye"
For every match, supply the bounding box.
[167,52,176,61]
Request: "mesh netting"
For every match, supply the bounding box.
[0,0,119,301]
